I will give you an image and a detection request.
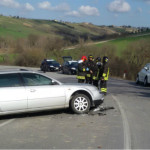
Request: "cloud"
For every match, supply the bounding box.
[66,11,80,17]
[0,0,20,8]
[38,1,50,10]
[66,5,100,17]
[79,6,100,16]
[0,0,34,12]
[108,0,131,13]
[38,1,70,12]
[24,3,34,11]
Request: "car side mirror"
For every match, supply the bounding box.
[144,67,148,71]
[52,80,59,85]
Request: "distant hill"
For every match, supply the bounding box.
[0,15,149,44]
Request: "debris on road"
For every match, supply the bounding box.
[88,106,114,116]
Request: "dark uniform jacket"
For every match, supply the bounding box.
[77,60,87,79]
[86,60,94,77]
[92,62,102,80]
[101,62,109,80]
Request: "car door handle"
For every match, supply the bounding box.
[30,89,36,92]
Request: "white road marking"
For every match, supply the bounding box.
[111,94,131,149]
[0,119,15,128]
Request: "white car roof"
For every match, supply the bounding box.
[46,59,55,61]
[68,60,78,63]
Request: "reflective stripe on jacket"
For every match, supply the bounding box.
[86,74,91,77]
[77,76,85,80]
[102,68,109,80]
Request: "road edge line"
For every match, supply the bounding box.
[0,119,15,128]
[111,94,131,149]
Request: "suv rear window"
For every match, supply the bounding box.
[0,73,22,87]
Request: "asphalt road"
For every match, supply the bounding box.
[0,66,150,149]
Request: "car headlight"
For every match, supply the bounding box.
[50,65,54,67]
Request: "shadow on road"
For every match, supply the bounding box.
[0,108,75,121]
[109,78,150,99]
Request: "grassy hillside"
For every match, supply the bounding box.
[0,15,141,42]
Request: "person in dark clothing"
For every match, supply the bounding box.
[86,55,94,84]
[77,56,87,83]
[100,56,109,95]
[42,59,48,73]
[92,57,102,88]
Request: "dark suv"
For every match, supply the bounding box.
[62,60,78,75]
[40,59,61,72]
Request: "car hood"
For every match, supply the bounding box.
[61,83,98,91]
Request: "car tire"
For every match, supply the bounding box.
[70,94,91,114]
[144,77,148,87]
[136,75,139,84]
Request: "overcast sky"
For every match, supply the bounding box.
[0,0,150,27]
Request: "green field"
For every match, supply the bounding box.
[96,34,150,57]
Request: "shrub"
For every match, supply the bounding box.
[15,48,45,66]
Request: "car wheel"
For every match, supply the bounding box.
[144,77,148,87]
[71,94,91,114]
[136,75,139,84]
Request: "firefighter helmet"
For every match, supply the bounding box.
[96,57,101,62]
[88,55,93,59]
[81,56,87,62]
[103,56,108,63]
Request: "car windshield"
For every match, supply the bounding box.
[70,62,78,67]
[147,64,150,68]
[47,61,59,65]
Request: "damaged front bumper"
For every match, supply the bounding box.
[92,96,104,107]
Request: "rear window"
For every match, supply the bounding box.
[0,73,22,87]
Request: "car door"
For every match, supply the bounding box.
[21,73,66,109]
[0,73,27,112]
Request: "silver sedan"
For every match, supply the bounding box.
[0,70,104,116]
[136,63,150,86]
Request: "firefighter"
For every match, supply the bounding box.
[100,56,109,95]
[77,56,87,83]
[86,55,94,84]
[92,57,102,88]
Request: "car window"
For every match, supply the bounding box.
[21,73,52,86]
[71,62,78,67]
[146,64,150,69]
[0,73,22,87]
[47,61,52,65]
[64,62,68,66]
[145,64,150,70]
[51,61,59,65]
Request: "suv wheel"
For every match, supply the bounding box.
[71,94,90,114]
